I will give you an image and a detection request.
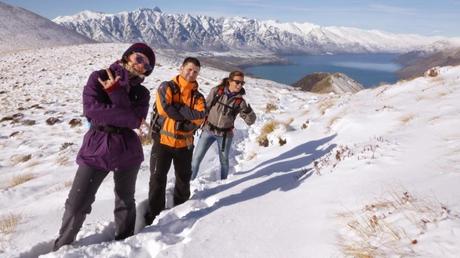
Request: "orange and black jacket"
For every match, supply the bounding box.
[155,75,206,148]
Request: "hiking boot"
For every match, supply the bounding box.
[144,212,156,226]
[114,232,132,241]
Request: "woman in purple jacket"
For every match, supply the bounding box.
[53,43,155,251]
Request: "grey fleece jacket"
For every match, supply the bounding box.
[203,85,256,136]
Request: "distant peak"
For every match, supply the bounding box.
[153,7,162,13]
[53,10,106,23]
[76,10,106,17]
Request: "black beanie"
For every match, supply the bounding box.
[122,43,156,76]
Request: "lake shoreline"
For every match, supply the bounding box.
[242,53,403,88]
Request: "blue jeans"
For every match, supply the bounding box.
[191,130,233,180]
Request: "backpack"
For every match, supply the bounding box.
[209,85,243,117]
[149,80,180,136]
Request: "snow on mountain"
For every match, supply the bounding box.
[53,8,457,55]
[53,10,111,23]
[0,1,94,54]
[1,43,460,257]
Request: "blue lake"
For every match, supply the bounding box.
[244,53,402,88]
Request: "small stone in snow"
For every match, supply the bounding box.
[46,117,61,125]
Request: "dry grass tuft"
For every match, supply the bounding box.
[9,154,32,165]
[245,151,257,161]
[438,91,449,97]
[318,98,337,115]
[0,213,22,234]
[265,102,278,113]
[256,134,269,147]
[327,115,342,130]
[256,120,280,147]
[64,180,73,188]
[46,180,74,194]
[260,120,279,135]
[9,173,36,188]
[337,189,459,257]
[399,114,415,124]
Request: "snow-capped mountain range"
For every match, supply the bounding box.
[53,7,458,54]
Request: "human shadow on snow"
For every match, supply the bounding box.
[27,134,337,256]
[141,134,337,246]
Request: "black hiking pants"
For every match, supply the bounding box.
[53,164,139,251]
[146,136,193,225]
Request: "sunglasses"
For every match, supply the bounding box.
[231,79,245,86]
[135,53,153,72]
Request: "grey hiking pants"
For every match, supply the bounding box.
[53,164,139,251]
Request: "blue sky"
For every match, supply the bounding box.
[3,0,460,37]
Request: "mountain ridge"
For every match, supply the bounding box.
[53,7,458,54]
[0,1,95,54]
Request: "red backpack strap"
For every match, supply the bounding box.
[209,85,225,110]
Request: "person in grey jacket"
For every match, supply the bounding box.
[191,70,256,180]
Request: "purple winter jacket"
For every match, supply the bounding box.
[76,62,150,171]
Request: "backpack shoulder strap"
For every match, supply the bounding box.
[209,85,225,110]
[167,79,180,96]
[150,80,180,135]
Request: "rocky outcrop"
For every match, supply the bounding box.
[397,47,460,80]
[292,72,364,94]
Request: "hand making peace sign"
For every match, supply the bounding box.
[98,69,120,90]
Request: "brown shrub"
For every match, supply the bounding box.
[9,173,36,188]
[0,213,22,234]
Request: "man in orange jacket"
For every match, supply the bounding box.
[145,57,206,225]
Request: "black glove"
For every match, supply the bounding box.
[242,104,253,114]
[175,120,198,131]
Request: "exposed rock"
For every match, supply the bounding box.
[0,116,14,123]
[278,137,287,146]
[10,154,32,164]
[13,113,25,120]
[424,66,440,77]
[292,72,364,94]
[46,117,61,125]
[60,142,74,151]
[9,131,22,137]
[257,135,269,147]
[21,119,36,125]
[1,113,24,123]
[29,104,43,109]
[68,118,82,127]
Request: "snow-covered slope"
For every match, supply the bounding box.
[53,7,457,54]
[0,2,94,54]
[1,43,460,257]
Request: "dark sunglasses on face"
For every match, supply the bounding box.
[232,79,245,86]
[135,54,153,72]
